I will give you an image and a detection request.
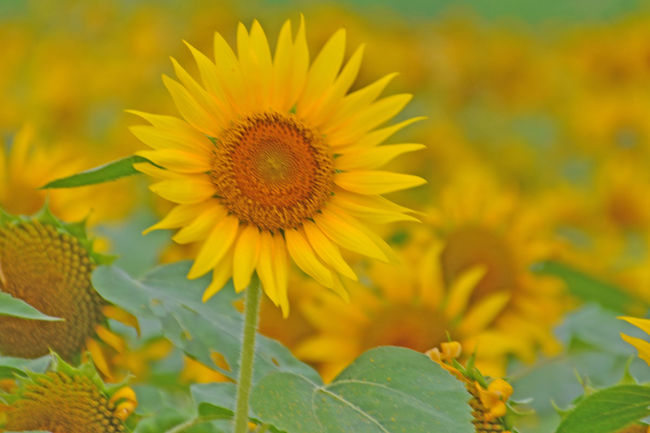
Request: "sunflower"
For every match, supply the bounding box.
[426,167,565,366]
[295,237,532,381]
[0,206,137,379]
[0,125,135,225]
[619,316,650,366]
[426,341,514,433]
[132,17,425,315]
[0,354,137,432]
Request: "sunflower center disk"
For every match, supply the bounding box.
[0,221,103,360]
[440,225,517,303]
[210,112,334,232]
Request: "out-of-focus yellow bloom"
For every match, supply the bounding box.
[295,236,531,381]
[619,316,650,366]
[427,168,565,369]
[0,125,135,225]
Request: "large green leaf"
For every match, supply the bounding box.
[0,292,62,321]
[92,262,320,385]
[556,384,650,433]
[251,346,474,433]
[533,261,646,313]
[41,155,148,189]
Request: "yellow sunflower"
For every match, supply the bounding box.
[0,207,137,379]
[132,17,425,315]
[427,167,565,365]
[619,316,650,366]
[0,354,137,432]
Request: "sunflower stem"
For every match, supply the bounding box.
[233,273,262,433]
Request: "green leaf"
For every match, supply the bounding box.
[92,262,320,385]
[0,292,62,321]
[533,261,647,313]
[0,355,50,379]
[251,346,474,433]
[41,155,149,189]
[556,384,650,433]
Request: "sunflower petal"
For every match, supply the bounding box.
[172,205,226,244]
[285,228,333,288]
[458,292,511,336]
[149,175,215,204]
[303,222,357,281]
[202,252,234,302]
[188,215,239,279]
[336,143,425,171]
[445,266,487,319]
[232,225,261,293]
[335,170,426,195]
[162,75,218,137]
[136,149,211,173]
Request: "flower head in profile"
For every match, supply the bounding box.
[132,17,425,315]
[619,316,650,366]
[427,341,514,433]
[0,354,137,432]
[0,206,137,378]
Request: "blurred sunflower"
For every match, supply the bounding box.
[427,168,565,368]
[0,207,137,379]
[0,125,135,225]
[0,355,137,432]
[427,341,514,433]
[132,17,425,315]
[619,316,650,366]
[295,240,523,381]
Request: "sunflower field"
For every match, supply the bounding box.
[1,1,650,432]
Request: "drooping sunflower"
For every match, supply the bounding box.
[426,167,565,366]
[426,341,514,433]
[619,316,650,366]
[0,206,137,378]
[295,239,527,381]
[0,354,137,432]
[132,17,425,315]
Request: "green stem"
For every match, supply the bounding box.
[233,273,262,433]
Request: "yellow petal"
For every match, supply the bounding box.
[232,225,261,293]
[336,143,425,171]
[102,305,140,336]
[313,207,387,261]
[288,15,309,107]
[202,252,234,302]
[298,28,346,116]
[170,57,228,128]
[86,338,112,379]
[272,233,290,316]
[323,72,398,131]
[213,31,245,110]
[172,204,226,244]
[271,19,293,111]
[144,202,212,235]
[188,215,240,279]
[328,94,413,146]
[621,333,650,366]
[95,324,126,352]
[303,222,357,281]
[284,228,333,288]
[445,266,487,319]
[248,20,273,106]
[7,125,33,176]
[133,162,183,180]
[335,170,426,195]
[184,41,228,104]
[619,316,650,336]
[162,74,218,136]
[295,336,357,362]
[256,231,279,306]
[330,191,418,224]
[350,116,427,150]
[308,44,365,127]
[457,292,511,336]
[136,149,211,174]
[129,124,213,156]
[149,175,215,204]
